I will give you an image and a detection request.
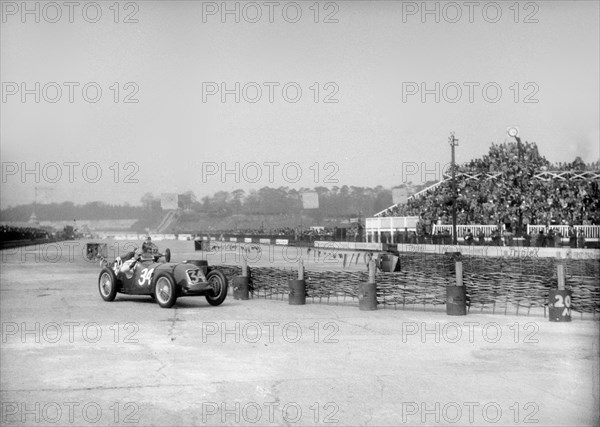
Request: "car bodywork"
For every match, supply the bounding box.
[98,252,228,308]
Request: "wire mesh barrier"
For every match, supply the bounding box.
[217,252,600,317]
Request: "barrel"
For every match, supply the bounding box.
[446,285,467,316]
[381,260,393,272]
[233,276,249,300]
[548,289,572,322]
[288,279,306,305]
[359,282,377,310]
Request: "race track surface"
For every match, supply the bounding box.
[1,240,598,426]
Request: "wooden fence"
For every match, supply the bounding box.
[217,251,600,316]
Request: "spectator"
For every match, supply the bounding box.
[554,231,562,248]
[536,230,546,247]
[477,229,486,245]
[577,230,586,248]
[443,229,451,245]
[464,229,474,245]
[547,229,555,248]
[568,227,577,248]
[491,228,501,246]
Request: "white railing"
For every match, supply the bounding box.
[527,225,600,239]
[366,216,420,231]
[432,224,504,238]
[577,225,600,238]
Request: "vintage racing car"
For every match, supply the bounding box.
[97,242,228,308]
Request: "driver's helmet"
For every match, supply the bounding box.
[141,238,158,255]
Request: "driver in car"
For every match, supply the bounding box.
[116,237,158,277]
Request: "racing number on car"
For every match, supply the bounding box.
[138,268,155,286]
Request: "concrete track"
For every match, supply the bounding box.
[1,240,598,426]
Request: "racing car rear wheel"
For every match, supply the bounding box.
[98,267,118,302]
[206,270,228,306]
[154,272,177,308]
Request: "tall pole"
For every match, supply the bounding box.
[508,127,523,234]
[449,133,459,245]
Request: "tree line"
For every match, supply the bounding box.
[1,184,430,222]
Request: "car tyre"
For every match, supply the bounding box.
[164,248,171,262]
[154,272,177,308]
[206,270,228,306]
[98,267,118,301]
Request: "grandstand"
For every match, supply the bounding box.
[368,141,600,246]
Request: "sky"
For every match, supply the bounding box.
[1,0,599,208]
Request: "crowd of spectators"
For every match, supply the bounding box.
[382,142,600,235]
[0,225,50,242]
[202,224,364,242]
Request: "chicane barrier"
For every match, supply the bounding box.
[216,251,600,316]
[97,233,193,240]
[313,241,383,251]
[395,243,600,260]
[198,236,289,245]
[528,224,600,240]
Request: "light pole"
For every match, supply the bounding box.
[507,127,523,234]
[449,132,459,245]
[507,127,522,160]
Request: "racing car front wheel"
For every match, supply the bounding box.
[154,272,177,308]
[206,270,228,306]
[98,267,118,302]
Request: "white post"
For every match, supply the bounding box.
[456,261,463,287]
[298,259,304,280]
[557,264,565,291]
